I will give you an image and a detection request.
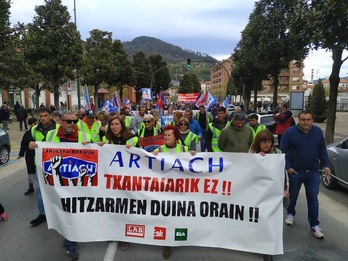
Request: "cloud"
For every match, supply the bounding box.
[303,49,348,81]
[8,0,348,80]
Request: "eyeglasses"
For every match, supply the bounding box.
[143,120,152,124]
[62,119,79,124]
[180,123,189,126]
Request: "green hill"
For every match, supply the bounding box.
[123,36,218,81]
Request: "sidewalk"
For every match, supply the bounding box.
[311,111,348,140]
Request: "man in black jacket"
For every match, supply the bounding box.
[0,104,10,131]
[17,105,28,131]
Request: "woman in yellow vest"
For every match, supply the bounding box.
[97,115,137,251]
[152,124,195,258]
[98,114,138,148]
[177,117,197,152]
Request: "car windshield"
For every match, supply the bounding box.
[260,116,275,126]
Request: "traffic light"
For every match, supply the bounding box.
[187,59,191,69]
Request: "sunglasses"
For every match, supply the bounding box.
[62,119,79,124]
[180,123,189,126]
[143,120,152,124]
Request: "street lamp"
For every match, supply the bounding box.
[73,0,81,109]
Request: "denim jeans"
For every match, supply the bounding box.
[287,170,321,227]
[200,129,207,152]
[63,239,77,252]
[34,172,45,215]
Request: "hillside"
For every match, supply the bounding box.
[123,36,217,63]
[123,36,217,81]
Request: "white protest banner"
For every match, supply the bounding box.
[36,142,285,255]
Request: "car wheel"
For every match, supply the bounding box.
[321,163,338,189]
[0,146,10,165]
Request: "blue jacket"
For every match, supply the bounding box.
[189,119,202,138]
[280,124,330,170]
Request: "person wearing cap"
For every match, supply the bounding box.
[218,111,253,153]
[76,110,102,142]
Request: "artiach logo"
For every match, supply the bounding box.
[154,227,166,240]
[125,224,145,238]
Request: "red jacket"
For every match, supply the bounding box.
[274,110,293,135]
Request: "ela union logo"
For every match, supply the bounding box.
[153,227,166,240]
[125,224,145,238]
[174,228,188,241]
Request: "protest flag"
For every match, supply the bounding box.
[84,85,90,110]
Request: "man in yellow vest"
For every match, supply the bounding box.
[248,113,267,138]
[45,111,91,261]
[206,107,230,152]
[28,107,59,227]
[76,110,102,142]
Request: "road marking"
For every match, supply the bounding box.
[103,241,118,261]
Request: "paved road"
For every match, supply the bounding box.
[1,112,348,260]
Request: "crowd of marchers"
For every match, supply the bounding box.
[0,100,331,261]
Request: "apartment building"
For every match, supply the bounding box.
[209,58,232,100]
[260,61,305,101]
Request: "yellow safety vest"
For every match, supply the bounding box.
[209,121,230,152]
[77,120,102,142]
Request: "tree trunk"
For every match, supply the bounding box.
[35,84,40,114]
[253,88,258,111]
[94,83,99,112]
[325,48,343,145]
[54,81,60,109]
[272,69,279,111]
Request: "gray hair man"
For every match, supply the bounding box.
[218,111,253,152]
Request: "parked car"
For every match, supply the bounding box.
[0,127,11,165]
[246,113,276,133]
[321,137,348,190]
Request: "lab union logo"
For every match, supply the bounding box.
[125,224,145,238]
[42,148,98,187]
[174,228,188,241]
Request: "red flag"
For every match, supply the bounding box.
[156,90,164,110]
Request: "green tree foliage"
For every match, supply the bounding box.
[239,0,308,110]
[0,0,10,49]
[304,0,348,144]
[123,36,215,82]
[110,39,135,99]
[0,0,12,88]
[5,23,41,89]
[148,53,170,94]
[132,51,152,100]
[24,0,83,108]
[81,29,116,107]
[309,79,328,121]
[178,74,201,93]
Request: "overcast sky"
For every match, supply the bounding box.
[9,0,348,81]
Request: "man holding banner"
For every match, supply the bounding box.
[45,111,91,260]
